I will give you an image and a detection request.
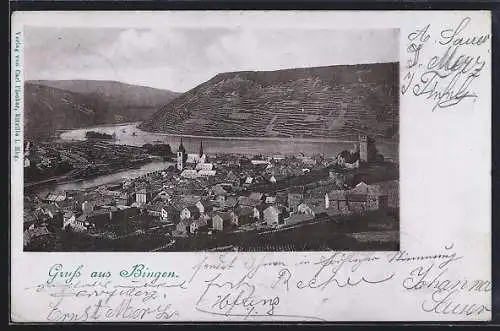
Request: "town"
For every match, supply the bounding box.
[23,134,399,252]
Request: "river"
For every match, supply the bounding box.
[34,160,175,196]
[59,122,399,161]
[36,122,398,195]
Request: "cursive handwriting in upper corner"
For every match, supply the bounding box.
[403,16,490,111]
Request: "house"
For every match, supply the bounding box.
[263,205,282,226]
[325,190,350,216]
[197,170,216,177]
[180,170,198,179]
[43,192,66,203]
[155,190,172,202]
[63,211,76,229]
[350,181,384,210]
[195,200,206,214]
[146,202,167,219]
[238,196,262,208]
[251,159,269,166]
[212,212,233,231]
[224,196,238,209]
[235,206,257,226]
[100,205,121,221]
[173,220,190,237]
[196,163,214,171]
[135,188,154,205]
[210,185,228,197]
[325,190,346,209]
[372,180,399,208]
[287,192,304,212]
[88,209,112,229]
[248,192,263,201]
[244,176,253,185]
[297,202,316,216]
[199,199,214,214]
[42,204,64,231]
[73,214,91,232]
[23,213,38,231]
[224,170,239,184]
[190,217,208,234]
[181,195,202,205]
[347,194,369,213]
[114,192,133,206]
[265,196,277,204]
[336,150,360,169]
[180,205,200,221]
[24,226,50,247]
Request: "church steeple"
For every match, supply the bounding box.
[177,138,187,171]
[178,137,186,154]
[199,140,204,157]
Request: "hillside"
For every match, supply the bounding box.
[139,63,399,140]
[29,80,179,122]
[24,82,106,139]
[24,80,179,139]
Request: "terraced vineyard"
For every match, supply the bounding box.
[140,63,399,140]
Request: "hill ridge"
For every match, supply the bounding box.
[140,62,399,140]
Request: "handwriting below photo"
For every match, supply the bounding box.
[10,10,491,323]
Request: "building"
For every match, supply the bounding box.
[210,184,227,197]
[263,205,282,226]
[297,202,316,216]
[186,141,206,164]
[173,220,190,237]
[74,214,91,231]
[359,134,368,162]
[179,170,197,179]
[287,192,304,212]
[197,170,216,177]
[265,196,277,204]
[325,182,385,215]
[136,188,154,205]
[196,163,214,171]
[212,212,233,231]
[43,192,66,203]
[235,206,257,226]
[180,205,200,221]
[238,196,262,208]
[24,226,50,247]
[190,217,208,234]
[325,190,349,215]
[177,138,187,171]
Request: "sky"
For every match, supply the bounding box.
[24,27,399,92]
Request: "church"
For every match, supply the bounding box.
[176,139,207,171]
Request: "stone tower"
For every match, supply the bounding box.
[177,138,186,171]
[359,134,368,162]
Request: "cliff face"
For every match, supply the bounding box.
[24,80,179,139]
[139,63,399,140]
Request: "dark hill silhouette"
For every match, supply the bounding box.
[24,80,180,139]
[139,63,399,140]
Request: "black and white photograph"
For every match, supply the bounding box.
[22,26,400,252]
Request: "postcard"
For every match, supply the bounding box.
[10,10,491,322]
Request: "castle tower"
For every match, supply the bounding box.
[177,138,186,171]
[359,134,368,163]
